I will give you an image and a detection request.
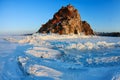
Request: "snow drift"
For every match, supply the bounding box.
[3,33,120,80]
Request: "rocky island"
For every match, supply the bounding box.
[38,4,94,35]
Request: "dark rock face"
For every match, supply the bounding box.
[38,4,94,35]
[81,21,94,35]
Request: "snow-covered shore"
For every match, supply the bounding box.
[1,33,120,80]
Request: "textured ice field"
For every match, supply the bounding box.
[0,34,120,80]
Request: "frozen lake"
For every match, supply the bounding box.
[0,34,120,80]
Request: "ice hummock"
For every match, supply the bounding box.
[1,33,120,80]
[29,64,62,80]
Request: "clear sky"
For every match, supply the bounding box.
[0,0,120,34]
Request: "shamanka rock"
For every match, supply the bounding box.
[38,4,94,35]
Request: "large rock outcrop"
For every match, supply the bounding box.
[38,4,94,35]
[81,21,94,35]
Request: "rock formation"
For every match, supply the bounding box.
[81,21,94,35]
[38,4,94,35]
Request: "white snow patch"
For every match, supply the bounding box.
[29,64,62,80]
[18,56,29,66]
[26,47,62,59]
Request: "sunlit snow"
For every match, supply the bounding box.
[0,34,120,80]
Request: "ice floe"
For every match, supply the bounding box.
[29,64,62,80]
[26,47,62,59]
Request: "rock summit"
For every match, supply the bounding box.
[38,4,94,35]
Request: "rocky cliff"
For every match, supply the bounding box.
[38,4,94,35]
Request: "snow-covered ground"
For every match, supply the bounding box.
[0,33,120,80]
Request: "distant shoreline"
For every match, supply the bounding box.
[1,32,120,37]
[22,32,120,37]
[95,32,120,37]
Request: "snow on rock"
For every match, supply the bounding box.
[29,64,62,80]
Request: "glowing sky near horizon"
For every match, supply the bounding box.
[0,0,120,34]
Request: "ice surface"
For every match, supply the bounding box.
[112,72,120,80]
[18,56,29,66]
[29,64,62,80]
[1,33,120,80]
[26,47,62,59]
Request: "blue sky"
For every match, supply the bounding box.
[0,0,120,34]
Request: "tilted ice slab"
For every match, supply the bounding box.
[26,47,62,59]
[18,57,62,80]
[29,64,62,80]
[18,56,29,67]
[63,41,120,50]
